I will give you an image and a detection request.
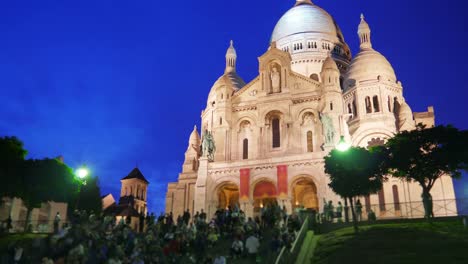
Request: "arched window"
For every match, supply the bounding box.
[392,185,400,211]
[310,74,319,81]
[243,138,249,160]
[272,118,280,148]
[307,131,313,152]
[387,96,392,112]
[221,94,223,100]
[130,186,133,196]
[330,102,333,111]
[352,101,357,117]
[378,188,386,212]
[220,117,222,125]
[348,104,352,114]
[125,187,128,196]
[373,96,380,112]
[393,97,400,115]
[365,96,372,113]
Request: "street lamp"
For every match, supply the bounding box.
[336,136,351,152]
[76,167,89,179]
[75,166,89,210]
[335,136,351,222]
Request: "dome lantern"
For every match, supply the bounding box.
[358,14,372,50]
[295,0,313,6]
[225,40,237,74]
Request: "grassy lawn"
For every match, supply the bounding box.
[0,233,47,252]
[312,220,468,264]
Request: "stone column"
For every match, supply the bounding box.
[194,157,209,214]
[242,201,254,219]
[278,198,293,215]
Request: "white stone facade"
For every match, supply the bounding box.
[166,0,457,220]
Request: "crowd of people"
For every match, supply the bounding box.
[2,203,303,264]
[320,199,377,223]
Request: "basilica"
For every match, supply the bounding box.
[166,0,457,219]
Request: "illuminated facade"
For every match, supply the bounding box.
[166,0,457,219]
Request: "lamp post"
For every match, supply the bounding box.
[75,166,89,210]
[336,136,351,222]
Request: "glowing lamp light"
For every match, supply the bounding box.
[76,167,89,179]
[336,136,351,152]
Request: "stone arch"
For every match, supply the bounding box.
[249,176,277,200]
[251,178,278,211]
[352,128,394,147]
[235,115,257,131]
[295,108,320,125]
[290,176,319,210]
[215,181,240,210]
[264,110,285,125]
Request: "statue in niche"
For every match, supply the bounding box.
[270,66,281,93]
[201,129,216,162]
[320,113,335,145]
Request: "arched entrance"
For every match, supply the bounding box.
[217,182,239,209]
[292,178,318,211]
[253,181,278,215]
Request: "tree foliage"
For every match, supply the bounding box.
[76,176,103,214]
[0,137,28,199]
[0,135,103,226]
[324,147,384,231]
[376,124,468,219]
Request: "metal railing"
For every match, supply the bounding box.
[321,198,466,223]
[275,216,310,264]
[0,220,69,234]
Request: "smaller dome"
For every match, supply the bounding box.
[345,49,396,89]
[398,101,412,119]
[322,56,339,72]
[189,125,200,146]
[398,101,414,130]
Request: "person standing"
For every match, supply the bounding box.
[327,201,334,222]
[53,212,61,234]
[245,233,260,261]
[336,202,343,223]
[355,199,363,222]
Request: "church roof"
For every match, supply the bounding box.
[213,71,246,91]
[104,203,141,217]
[271,1,345,43]
[121,167,149,184]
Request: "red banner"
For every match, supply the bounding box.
[240,168,250,200]
[277,165,288,198]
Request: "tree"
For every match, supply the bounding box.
[324,147,384,232]
[75,176,103,214]
[377,124,468,220]
[0,136,27,199]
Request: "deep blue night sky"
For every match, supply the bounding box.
[1,0,467,214]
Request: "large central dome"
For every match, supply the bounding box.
[271,1,345,43]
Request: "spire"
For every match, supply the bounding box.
[295,0,313,6]
[358,13,372,50]
[225,40,237,73]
